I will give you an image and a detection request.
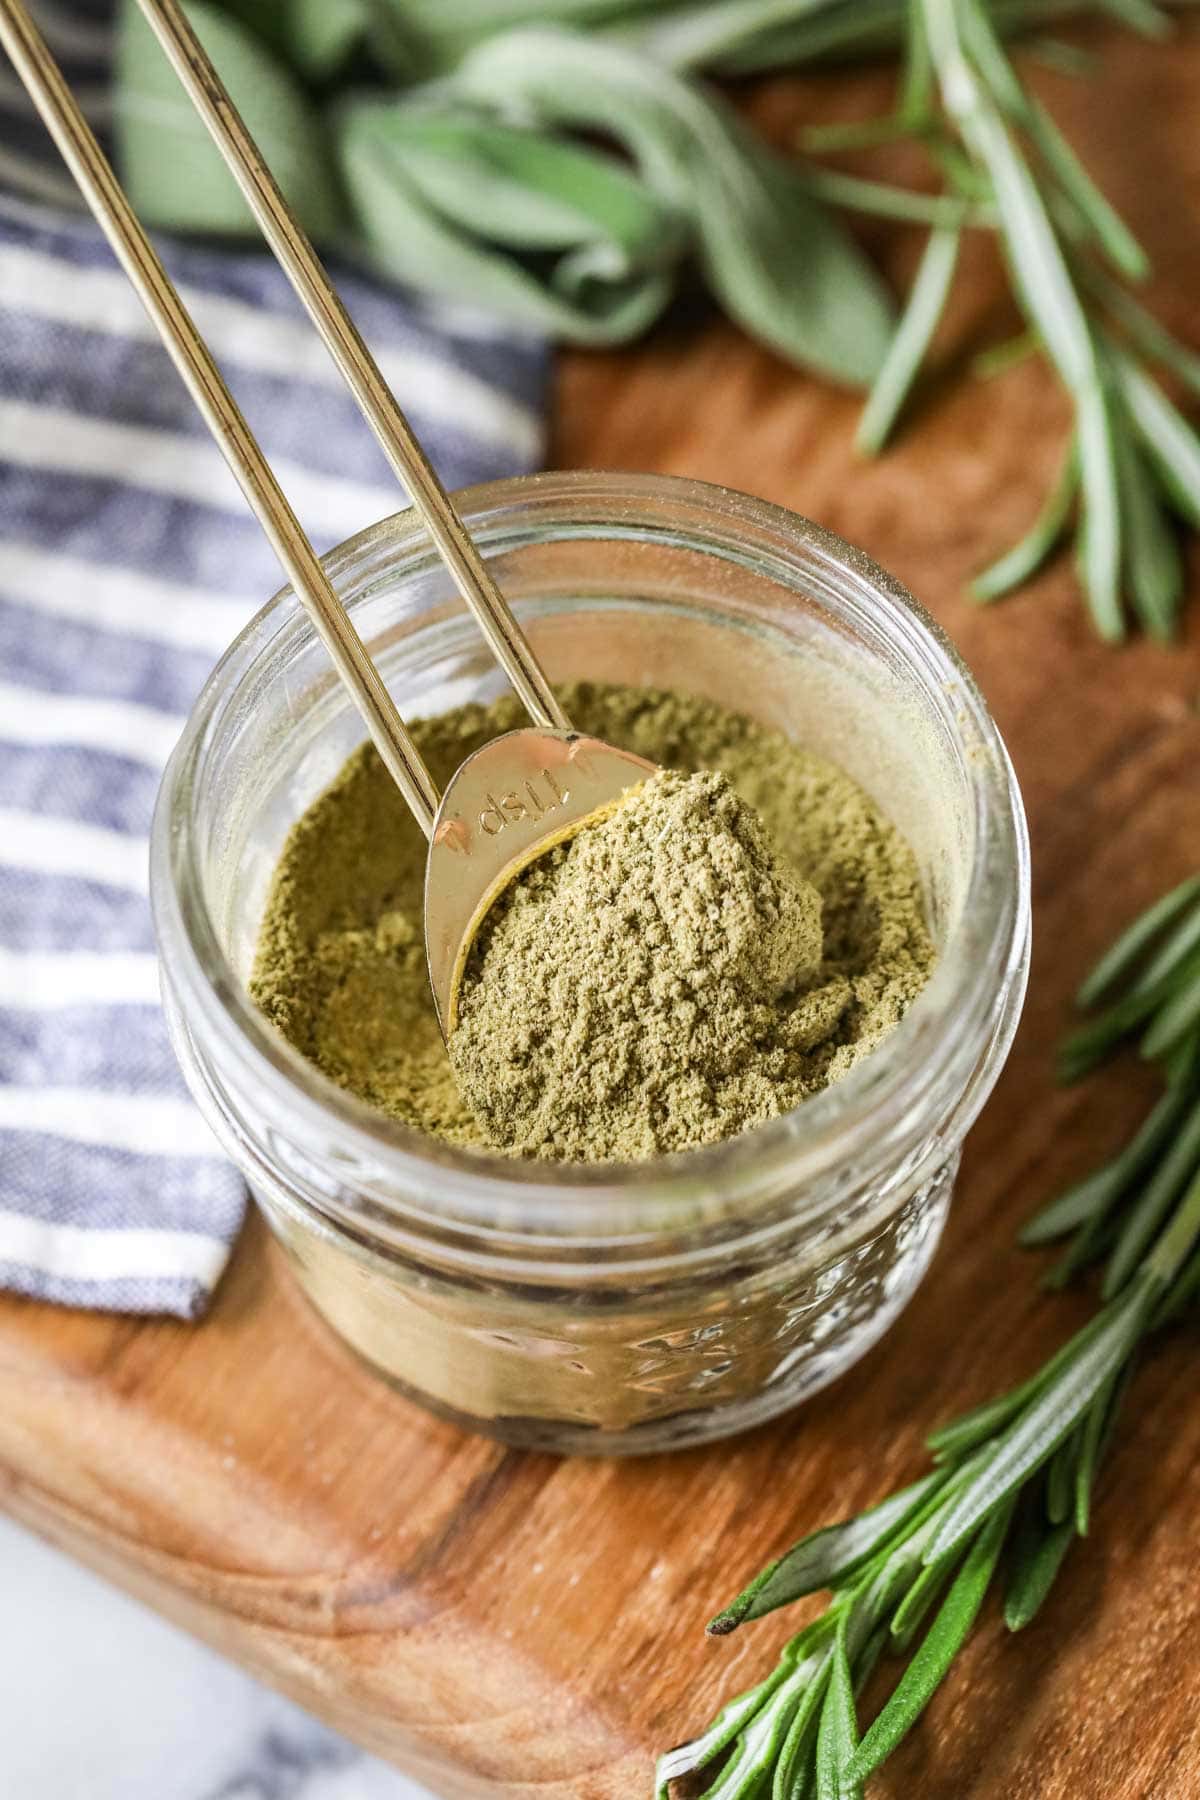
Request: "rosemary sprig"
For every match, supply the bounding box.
[823,0,1200,640]
[657,873,1200,1799]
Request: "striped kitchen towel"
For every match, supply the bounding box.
[0,1,548,1316]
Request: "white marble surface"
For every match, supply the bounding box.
[0,1515,437,1799]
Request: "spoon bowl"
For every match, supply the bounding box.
[425,729,656,1036]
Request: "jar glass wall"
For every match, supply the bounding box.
[151,474,1030,1456]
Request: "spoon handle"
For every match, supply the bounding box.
[0,0,441,836]
[134,0,571,737]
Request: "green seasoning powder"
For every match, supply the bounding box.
[250,682,936,1162]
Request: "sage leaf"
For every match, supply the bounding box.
[114,1,340,240]
[451,27,895,384]
[392,0,660,76]
[335,99,678,342]
[709,1473,944,1633]
[856,224,961,454]
[218,0,409,83]
[846,1500,1014,1784]
[927,1279,1153,1563]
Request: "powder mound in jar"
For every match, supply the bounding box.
[249,682,936,1163]
[450,770,826,1160]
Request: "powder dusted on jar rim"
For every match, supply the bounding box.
[249,682,937,1163]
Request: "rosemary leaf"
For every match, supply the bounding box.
[923,0,1124,633]
[1076,874,1200,1008]
[1153,1233,1200,1327]
[845,1501,1014,1783]
[1023,98,1149,279]
[815,1629,860,1800]
[1003,1508,1076,1629]
[691,1660,816,1800]
[1021,1074,1198,1244]
[1058,974,1175,1080]
[971,327,1039,378]
[771,1657,832,1800]
[801,117,926,154]
[1143,1166,1200,1287]
[1102,1094,1200,1295]
[927,1302,1117,1456]
[1045,1428,1079,1522]
[1136,900,1200,997]
[1142,959,1200,1063]
[857,224,961,453]
[708,1474,945,1634]
[795,170,987,228]
[1026,34,1096,72]
[668,879,1200,1798]
[1074,385,1124,640]
[1088,272,1200,397]
[888,1543,964,1647]
[657,1670,789,1796]
[1115,353,1200,528]
[900,0,936,121]
[927,1279,1153,1561]
[970,434,1077,600]
[960,0,1029,118]
[1074,1366,1129,1534]
[1019,1164,1115,1244]
[1114,432,1184,641]
[1092,0,1174,35]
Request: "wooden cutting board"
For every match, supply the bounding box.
[2,25,1199,1800]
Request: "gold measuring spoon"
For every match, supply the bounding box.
[0,0,654,1038]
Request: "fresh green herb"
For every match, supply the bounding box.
[657,873,1200,1798]
[115,1,1200,633]
[831,0,1200,640]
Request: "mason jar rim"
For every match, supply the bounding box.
[151,470,1030,1234]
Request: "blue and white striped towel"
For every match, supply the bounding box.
[0,1,548,1317]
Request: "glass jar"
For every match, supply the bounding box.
[151,473,1030,1456]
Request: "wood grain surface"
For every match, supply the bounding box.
[3,23,1200,1800]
